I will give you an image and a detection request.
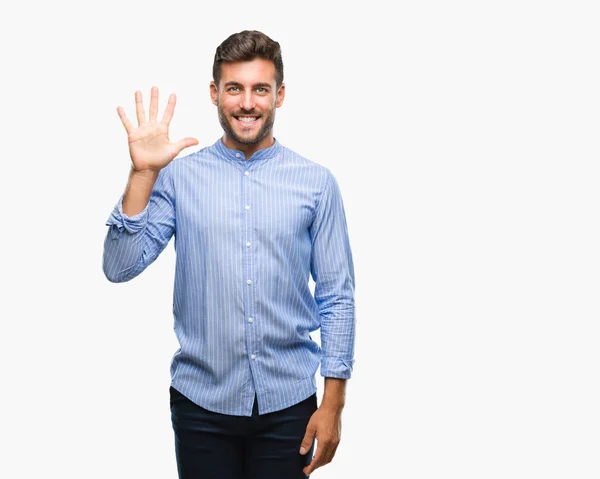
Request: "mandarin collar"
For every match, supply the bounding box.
[214,137,281,164]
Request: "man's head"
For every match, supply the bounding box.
[210,30,285,154]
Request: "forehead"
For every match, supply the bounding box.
[219,58,276,87]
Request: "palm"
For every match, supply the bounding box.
[128,121,174,171]
[117,86,198,173]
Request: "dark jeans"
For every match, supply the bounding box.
[170,386,317,479]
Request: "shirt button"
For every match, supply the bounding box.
[244,205,250,211]
[247,279,253,285]
[246,241,251,247]
[235,153,241,158]
[251,354,256,360]
[248,317,254,323]
[244,171,250,176]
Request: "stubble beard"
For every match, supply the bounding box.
[217,99,276,145]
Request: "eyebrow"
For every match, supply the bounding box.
[223,81,272,89]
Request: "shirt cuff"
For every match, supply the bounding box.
[105,194,150,235]
[320,357,355,379]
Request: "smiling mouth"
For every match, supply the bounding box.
[234,115,261,126]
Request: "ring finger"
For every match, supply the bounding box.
[135,90,146,126]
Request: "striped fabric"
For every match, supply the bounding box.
[103,137,355,416]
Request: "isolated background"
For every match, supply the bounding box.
[2,0,599,477]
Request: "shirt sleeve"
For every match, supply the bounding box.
[309,169,356,379]
[102,163,176,283]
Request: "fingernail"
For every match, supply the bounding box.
[299,447,306,454]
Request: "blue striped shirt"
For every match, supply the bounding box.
[103,137,355,416]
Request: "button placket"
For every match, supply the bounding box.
[242,164,258,375]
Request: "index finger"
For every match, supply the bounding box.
[160,93,177,126]
[303,441,328,476]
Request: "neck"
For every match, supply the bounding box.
[221,133,275,160]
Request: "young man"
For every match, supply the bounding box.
[103,30,356,479]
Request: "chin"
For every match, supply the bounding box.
[231,127,262,144]
[235,135,262,145]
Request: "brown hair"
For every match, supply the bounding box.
[213,30,284,90]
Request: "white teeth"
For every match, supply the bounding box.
[238,117,258,122]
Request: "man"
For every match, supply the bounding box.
[103,30,356,479]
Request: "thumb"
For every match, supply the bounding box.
[174,137,199,153]
[299,422,316,455]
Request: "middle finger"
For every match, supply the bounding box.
[149,86,158,122]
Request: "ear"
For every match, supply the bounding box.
[210,81,218,106]
[275,82,285,108]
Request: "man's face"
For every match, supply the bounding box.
[210,58,285,147]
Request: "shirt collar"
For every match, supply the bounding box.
[213,136,282,164]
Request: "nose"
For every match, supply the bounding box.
[239,90,255,111]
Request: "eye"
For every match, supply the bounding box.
[228,86,240,92]
[256,87,267,93]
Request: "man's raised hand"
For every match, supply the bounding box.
[117,86,199,173]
